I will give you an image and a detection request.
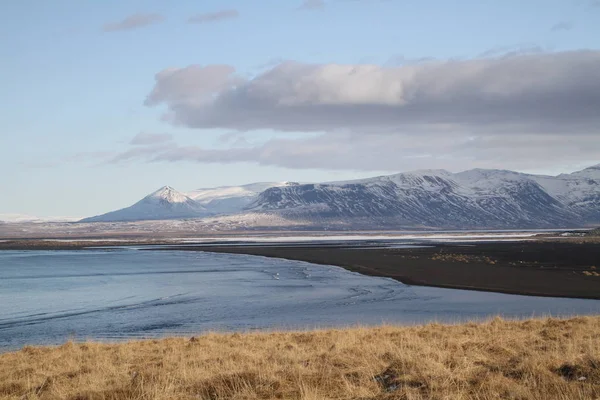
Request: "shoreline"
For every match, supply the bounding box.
[173,241,600,300]
[1,237,599,299]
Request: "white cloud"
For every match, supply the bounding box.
[188,10,239,24]
[103,13,164,32]
[551,21,574,32]
[129,132,173,145]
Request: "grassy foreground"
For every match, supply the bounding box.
[1,317,600,400]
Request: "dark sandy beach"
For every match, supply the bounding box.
[172,241,600,299]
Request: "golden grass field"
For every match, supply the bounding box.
[1,316,599,400]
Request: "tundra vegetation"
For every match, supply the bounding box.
[1,316,599,399]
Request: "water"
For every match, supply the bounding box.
[1,249,599,350]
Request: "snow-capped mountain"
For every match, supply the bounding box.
[247,166,599,229]
[80,186,209,223]
[532,164,600,223]
[78,165,599,229]
[187,182,297,214]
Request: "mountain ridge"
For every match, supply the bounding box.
[77,164,600,229]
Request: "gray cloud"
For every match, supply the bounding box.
[477,44,545,58]
[551,21,574,32]
[146,51,600,136]
[110,132,600,173]
[188,9,239,24]
[102,13,164,32]
[135,51,600,172]
[111,143,176,164]
[129,132,173,146]
[298,0,325,10]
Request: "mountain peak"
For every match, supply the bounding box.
[563,163,600,179]
[402,169,452,177]
[80,185,207,223]
[147,186,190,204]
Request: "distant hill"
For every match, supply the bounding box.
[586,227,600,237]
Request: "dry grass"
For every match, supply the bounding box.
[1,317,600,400]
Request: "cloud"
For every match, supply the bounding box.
[551,21,574,32]
[298,0,325,10]
[64,151,117,162]
[102,13,164,32]
[384,55,438,67]
[145,65,240,108]
[477,44,545,58]
[109,132,600,173]
[253,58,287,72]
[188,10,239,24]
[145,51,600,136]
[130,132,173,145]
[135,50,600,172]
[111,143,176,164]
[218,131,252,146]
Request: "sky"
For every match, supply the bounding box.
[1,0,599,218]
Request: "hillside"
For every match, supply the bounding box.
[80,186,209,223]
[1,316,599,399]
[248,166,598,229]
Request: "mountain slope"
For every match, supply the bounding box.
[247,167,596,229]
[532,165,600,223]
[187,182,299,214]
[80,186,209,223]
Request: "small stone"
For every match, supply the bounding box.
[386,384,399,392]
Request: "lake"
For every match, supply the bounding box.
[1,248,599,350]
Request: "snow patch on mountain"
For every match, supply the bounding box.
[247,166,597,229]
[187,182,300,214]
[532,166,600,222]
[149,186,192,203]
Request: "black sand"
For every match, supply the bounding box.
[174,241,600,299]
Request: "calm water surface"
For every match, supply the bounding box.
[1,249,599,350]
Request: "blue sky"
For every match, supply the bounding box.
[1,0,599,217]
